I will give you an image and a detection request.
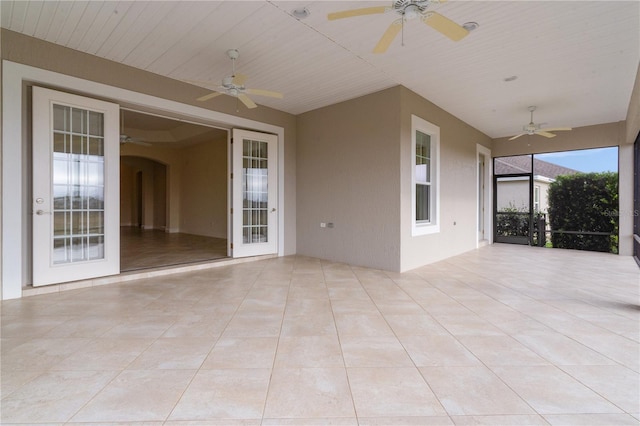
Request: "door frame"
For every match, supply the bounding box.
[2,60,286,299]
[476,144,492,247]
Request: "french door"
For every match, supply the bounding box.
[32,87,120,286]
[231,129,278,257]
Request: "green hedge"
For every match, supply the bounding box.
[548,172,618,253]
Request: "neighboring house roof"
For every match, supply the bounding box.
[494,156,580,179]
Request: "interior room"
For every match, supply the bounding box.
[118,110,229,271]
[1,1,639,425]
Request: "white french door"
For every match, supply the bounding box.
[32,87,120,286]
[231,129,278,257]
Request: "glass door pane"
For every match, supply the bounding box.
[242,139,269,244]
[51,104,106,264]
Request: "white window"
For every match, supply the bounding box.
[534,185,540,212]
[412,115,440,236]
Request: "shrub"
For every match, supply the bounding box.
[548,172,618,253]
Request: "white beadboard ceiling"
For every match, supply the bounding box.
[2,1,639,138]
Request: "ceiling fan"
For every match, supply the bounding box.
[328,0,471,54]
[120,110,151,147]
[194,49,283,109]
[509,106,572,141]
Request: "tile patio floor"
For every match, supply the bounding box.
[1,244,639,425]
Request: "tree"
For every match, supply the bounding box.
[548,172,618,253]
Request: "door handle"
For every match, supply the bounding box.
[271,208,276,212]
[35,210,50,215]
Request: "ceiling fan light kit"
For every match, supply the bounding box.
[328,0,473,54]
[508,106,572,141]
[194,49,283,109]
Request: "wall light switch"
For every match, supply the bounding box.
[320,223,326,228]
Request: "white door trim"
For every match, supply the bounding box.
[477,144,493,247]
[2,60,286,299]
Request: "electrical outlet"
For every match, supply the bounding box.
[327,223,334,228]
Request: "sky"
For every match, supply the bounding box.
[535,147,618,173]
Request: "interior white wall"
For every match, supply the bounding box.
[2,60,287,300]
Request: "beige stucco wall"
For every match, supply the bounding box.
[297,85,492,272]
[399,87,492,272]
[296,87,402,271]
[180,139,227,238]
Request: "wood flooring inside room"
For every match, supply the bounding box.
[120,227,227,271]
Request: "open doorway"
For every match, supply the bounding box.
[119,110,229,271]
[494,147,619,252]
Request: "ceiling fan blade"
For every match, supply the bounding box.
[232,73,248,86]
[373,20,402,54]
[508,133,527,141]
[541,127,572,132]
[197,91,224,102]
[238,94,258,109]
[422,12,469,41]
[535,131,557,138]
[328,6,387,20]
[246,88,284,99]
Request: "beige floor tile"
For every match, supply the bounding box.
[127,337,214,369]
[284,298,333,316]
[340,335,414,367]
[492,366,622,414]
[400,335,482,367]
[543,413,640,425]
[2,246,638,424]
[264,367,355,418]
[560,365,640,413]
[331,299,381,315]
[513,332,619,366]
[568,333,640,371]
[161,314,231,338]
[51,338,155,370]
[262,418,358,425]
[348,367,447,417]
[72,369,196,422]
[281,312,338,336]
[450,414,549,425]
[1,370,117,423]
[430,314,506,336]
[458,335,550,366]
[222,313,283,337]
[328,287,372,301]
[101,316,178,338]
[384,314,450,336]
[43,315,124,338]
[1,337,89,371]
[420,366,535,415]
[201,337,278,368]
[334,313,395,337]
[165,420,260,426]
[0,369,43,398]
[274,335,344,368]
[169,369,271,420]
[358,417,454,425]
[1,315,75,337]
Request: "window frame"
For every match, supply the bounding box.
[411,115,440,236]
